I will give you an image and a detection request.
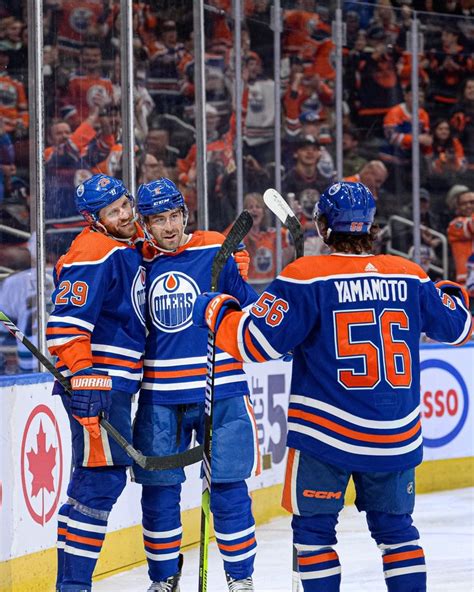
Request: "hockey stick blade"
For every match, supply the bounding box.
[211,209,253,290]
[0,310,202,471]
[263,188,304,259]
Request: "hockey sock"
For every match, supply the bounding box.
[61,505,108,591]
[381,544,426,592]
[211,481,256,580]
[56,502,72,591]
[366,511,426,592]
[141,484,182,582]
[297,547,341,592]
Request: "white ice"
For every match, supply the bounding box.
[94,487,474,591]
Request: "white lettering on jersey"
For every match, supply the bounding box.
[131,266,147,327]
[335,279,408,303]
[148,271,200,333]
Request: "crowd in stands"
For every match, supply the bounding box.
[1,0,474,372]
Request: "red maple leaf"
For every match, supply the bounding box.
[27,421,57,498]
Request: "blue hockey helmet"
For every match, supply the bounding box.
[314,181,376,234]
[75,174,130,223]
[137,178,187,219]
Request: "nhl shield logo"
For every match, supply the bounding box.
[149,271,200,333]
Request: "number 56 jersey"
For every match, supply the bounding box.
[216,253,473,471]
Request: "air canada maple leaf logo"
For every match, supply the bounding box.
[21,405,63,525]
[27,421,56,497]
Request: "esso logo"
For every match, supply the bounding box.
[21,405,63,525]
[420,359,469,448]
[148,271,199,333]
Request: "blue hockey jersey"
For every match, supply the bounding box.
[215,253,473,471]
[47,226,146,394]
[141,230,258,405]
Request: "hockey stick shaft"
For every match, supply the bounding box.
[263,189,304,591]
[0,310,202,471]
[198,210,254,592]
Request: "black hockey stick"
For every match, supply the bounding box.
[0,310,203,471]
[264,188,304,592]
[198,210,254,592]
[263,188,304,259]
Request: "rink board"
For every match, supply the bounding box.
[0,344,473,591]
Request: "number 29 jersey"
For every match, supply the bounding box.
[216,253,473,471]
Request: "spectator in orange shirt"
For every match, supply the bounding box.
[447,188,474,286]
[0,49,28,135]
[242,192,293,293]
[62,43,114,127]
[426,118,467,183]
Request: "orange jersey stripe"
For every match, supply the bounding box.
[66,533,103,547]
[282,448,296,513]
[47,327,90,336]
[144,362,242,379]
[383,549,425,564]
[288,409,421,444]
[244,395,262,476]
[86,432,108,466]
[215,310,246,361]
[92,356,142,369]
[218,536,256,553]
[144,539,182,550]
[298,551,338,566]
[244,328,267,363]
[58,527,67,536]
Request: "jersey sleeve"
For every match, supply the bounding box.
[420,279,472,345]
[218,254,259,308]
[47,257,111,373]
[215,273,318,363]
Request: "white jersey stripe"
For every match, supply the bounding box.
[290,395,420,430]
[141,374,248,391]
[447,300,473,345]
[48,315,95,331]
[67,519,107,534]
[248,321,282,359]
[145,550,180,561]
[144,352,233,367]
[218,548,257,562]
[64,545,101,560]
[91,344,143,359]
[289,422,423,456]
[291,450,300,515]
[300,566,342,580]
[214,525,255,541]
[384,566,427,579]
[278,272,431,285]
[47,336,82,347]
[378,540,420,552]
[142,526,183,538]
[243,396,260,477]
[237,313,254,363]
[62,246,127,267]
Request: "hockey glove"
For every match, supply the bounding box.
[193,292,241,332]
[70,368,112,439]
[435,280,469,308]
[234,248,250,281]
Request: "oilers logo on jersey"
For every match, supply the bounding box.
[131,266,147,326]
[148,271,200,333]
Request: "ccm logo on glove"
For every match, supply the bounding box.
[206,294,229,325]
[71,375,112,390]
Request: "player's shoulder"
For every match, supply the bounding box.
[190,230,225,248]
[57,228,129,270]
[376,254,429,280]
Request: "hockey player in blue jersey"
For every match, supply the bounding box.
[47,174,147,592]
[133,178,260,592]
[194,181,473,592]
